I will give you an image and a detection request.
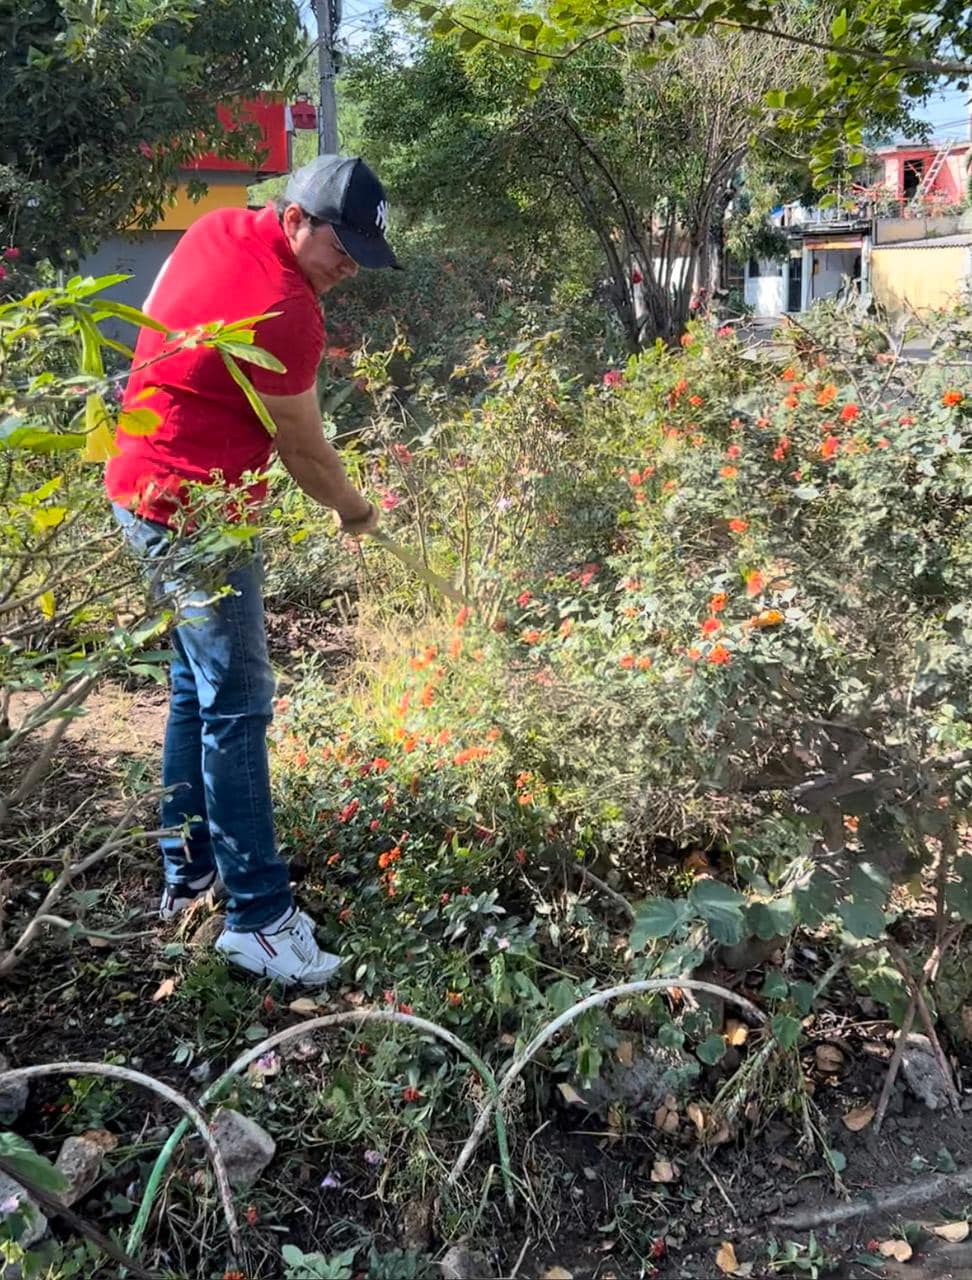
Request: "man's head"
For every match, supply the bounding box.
[277,155,400,295]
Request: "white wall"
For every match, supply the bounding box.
[807,249,860,304]
[745,259,786,316]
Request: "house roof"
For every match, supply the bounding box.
[874,140,971,155]
[873,233,972,250]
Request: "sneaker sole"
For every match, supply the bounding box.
[214,942,342,989]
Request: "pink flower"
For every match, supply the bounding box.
[390,443,414,465]
[717,325,733,337]
[379,490,402,511]
[138,142,152,159]
[3,248,19,261]
[631,267,643,285]
[603,369,623,388]
[0,266,6,282]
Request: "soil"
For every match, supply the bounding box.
[3,606,972,1280]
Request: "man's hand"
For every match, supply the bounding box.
[338,500,380,537]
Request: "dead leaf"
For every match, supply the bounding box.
[715,1242,739,1275]
[558,1082,586,1106]
[650,1159,678,1183]
[616,1039,634,1067]
[540,1269,574,1279]
[724,1019,749,1047]
[709,1123,732,1146]
[152,976,178,1003]
[815,1044,845,1073]
[879,1240,913,1262]
[86,936,111,949]
[932,1221,970,1242]
[288,997,319,1016]
[683,849,710,874]
[654,1100,680,1134]
[842,1103,875,1132]
[80,1129,118,1152]
[687,1102,706,1134]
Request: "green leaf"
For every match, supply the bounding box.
[117,408,162,437]
[689,879,745,945]
[92,300,169,333]
[771,1013,802,1049]
[220,352,277,436]
[831,10,848,39]
[215,340,286,373]
[696,1033,727,1065]
[0,1132,68,1193]
[826,1147,847,1173]
[789,981,816,1016]
[850,862,890,908]
[945,855,972,921]
[459,26,484,49]
[762,970,789,1000]
[793,867,837,925]
[658,1020,685,1049]
[2,428,86,454]
[747,895,796,941]
[630,897,691,950]
[838,900,886,940]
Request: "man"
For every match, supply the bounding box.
[106,155,399,986]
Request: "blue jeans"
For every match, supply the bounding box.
[113,505,293,931]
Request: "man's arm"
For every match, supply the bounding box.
[259,386,379,534]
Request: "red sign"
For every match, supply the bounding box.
[186,95,290,176]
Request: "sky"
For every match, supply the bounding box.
[912,85,972,140]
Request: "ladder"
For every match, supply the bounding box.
[906,138,955,212]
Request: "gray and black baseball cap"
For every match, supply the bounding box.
[283,155,401,270]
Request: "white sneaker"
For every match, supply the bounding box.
[215,909,342,987]
[159,870,223,921]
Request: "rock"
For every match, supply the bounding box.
[400,1195,433,1250]
[440,1246,492,1280]
[570,1040,695,1118]
[0,1054,28,1125]
[211,1108,276,1189]
[54,1131,116,1207]
[901,1034,952,1110]
[0,1167,48,1248]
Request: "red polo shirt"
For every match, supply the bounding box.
[105,204,325,524]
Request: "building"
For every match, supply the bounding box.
[873,138,970,214]
[80,94,310,313]
[741,201,871,317]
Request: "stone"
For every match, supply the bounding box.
[439,1246,492,1280]
[54,1131,116,1207]
[0,1168,48,1248]
[570,1041,695,1118]
[211,1108,276,1189]
[0,1054,28,1126]
[901,1033,952,1110]
[400,1195,433,1251]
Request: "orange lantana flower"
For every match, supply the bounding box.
[820,434,840,460]
[752,608,784,629]
[701,617,721,637]
[728,518,748,534]
[619,654,635,669]
[943,390,964,407]
[839,403,860,423]
[710,592,727,612]
[782,394,799,410]
[816,384,838,407]
[720,466,738,479]
[707,644,731,665]
[745,571,765,597]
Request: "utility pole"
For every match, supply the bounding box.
[315,0,340,154]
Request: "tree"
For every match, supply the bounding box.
[345,16,842,347]
[397,0,966,183]
[0,0,303,263]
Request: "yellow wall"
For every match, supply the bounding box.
[871,245,971,315]
[149,180,252,232]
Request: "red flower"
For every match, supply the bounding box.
[728,517,748,534]
[689,394,703,407]
[745,571,765,597]
[3,247,20,261]
[602,369,623,387]
[402,1086,422,1103]
[772,436,791,462]
[521,628,543,645]
[686,647,702,661]
[720,466,738,479]
[338,907,353,923]
[514,848,527,864]
[454,606,471,627]
[710,592,727,612]
[726,444,741,459]
[839,402,860,423]
[631,267,643,284]
[390,443,414,465]
[943,390,964,407]
[701,617,721,637]
[619,654,636,669]
[447,990,463,1005]
[398,1003,414,1015]
[707,644,731,665]
[781,367,797,381]
[782,393,799,410]
[636,656,653,670]
[517,590,532,606]
[820,434,840,460]
[338,799,360,823]
[650,1238,667,1260]
[717,325,733,337]
[245,1205,259,1226]
[876,437,890,449]
[680,333,694,347]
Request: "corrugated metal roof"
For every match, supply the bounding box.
[875,234,972,248]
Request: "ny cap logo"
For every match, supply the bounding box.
[375,199,389,234]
